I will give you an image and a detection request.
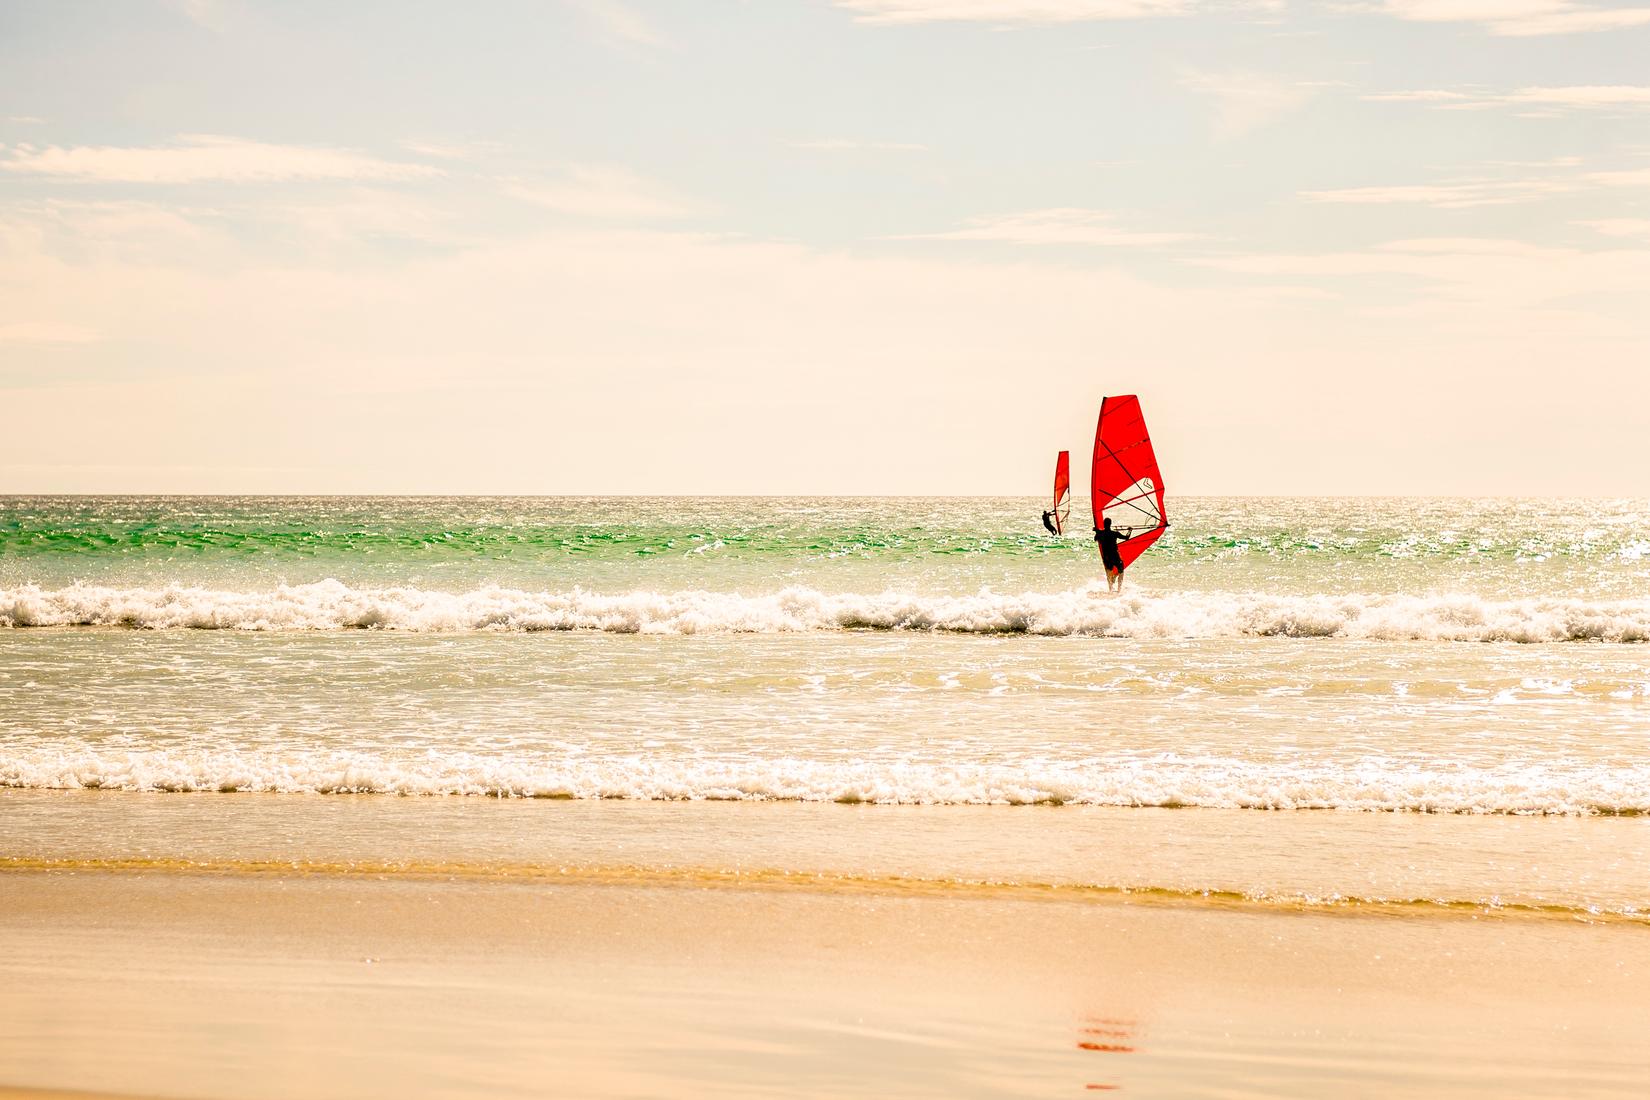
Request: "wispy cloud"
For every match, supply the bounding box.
[0,192,470,268]
[1302,177,1579,208]
[1511,85,1650,107]
[1361,89,1479,104]
[1577,218,1650,239]
[834,0,1193,24]
[1196,237,1581,278]
[1585,166,1650,187]
[1369,0,1650,37]
[5,116,45,125]
[398,140,472,160]
[1364,84,1650,112]
[889,207,1199,246]
[566,0,668,46]
[1188,236,1650,321]
[1179,70,1319,139]
[502,165,704,220]
[0,135,440,184]
[789,138,931,152]
[1303,158,1650,208]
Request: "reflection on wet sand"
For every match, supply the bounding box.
[1078,1016,1140,1092]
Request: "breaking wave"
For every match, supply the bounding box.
[3,581,1649,641]
[4,747,1647,814]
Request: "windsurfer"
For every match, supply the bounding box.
[1041,510,1059,536]
[1094,517,1133,592]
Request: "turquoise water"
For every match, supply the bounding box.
[4,495,1647,597]
[3,495,1649,917]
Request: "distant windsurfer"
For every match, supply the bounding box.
[1041,510,1059,536]
[1094,517,1133,592]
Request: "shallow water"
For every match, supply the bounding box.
[3,496,1648,917]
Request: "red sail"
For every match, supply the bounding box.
[1090,395,1167,569]
[1052,451,1071,535]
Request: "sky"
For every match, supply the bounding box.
[1,0,1647,495]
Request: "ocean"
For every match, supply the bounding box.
[3,495,1649,919]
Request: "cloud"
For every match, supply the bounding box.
[1304,157,1650,209]
[1585,166,1650,187]
[3,196,1646,494]
[1577,218,1650,239]
[888,207,1200,245]
[566,0,668,46]
[0,134,440,184]
[0,199,220,265]
[1360,89,1494,109]
[1198,235,1585,271]
[1371,0,1650,36]
[1361,90,1475,103]
[501,165,705,220]
[1302,177,1580,208]
[398,140,472,160]
[790,138,931,151]
[1364,84,1650,112]
[1509,85,1650,107]
[1179,70,1318,139]
[1189,236,1650,329]
[833,0,1192,23]
[0,191,476,272]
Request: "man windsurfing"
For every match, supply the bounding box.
[1041,510,1059,536]
[1094,517,1134,593]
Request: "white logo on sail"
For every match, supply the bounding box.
[1103,477,1161,532]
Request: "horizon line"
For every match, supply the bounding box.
[3,491,1641,501]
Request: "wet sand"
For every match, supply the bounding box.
[3,868,1647,1098]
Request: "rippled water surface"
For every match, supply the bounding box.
[5,495,1648,596]
[3,496,1648,914]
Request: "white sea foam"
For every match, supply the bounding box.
[3,746,1646,814]
[3,581,1649,641]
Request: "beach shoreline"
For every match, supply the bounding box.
[3,866,1647,1099]
[6,788,1648,921]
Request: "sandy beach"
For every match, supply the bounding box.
[4,860,1648,1099]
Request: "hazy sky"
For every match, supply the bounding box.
[2,0,1647,494]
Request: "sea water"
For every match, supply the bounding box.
[2,496,1648,918]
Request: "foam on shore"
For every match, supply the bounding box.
[4,581,1648,641]
[5,746,1647,814]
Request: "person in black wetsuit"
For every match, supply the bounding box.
[1094,517,1133,593]
[1041,510,1059,536]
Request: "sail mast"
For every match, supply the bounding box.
[1052,451,1071,535]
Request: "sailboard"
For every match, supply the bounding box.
[1052,450,1071,535]
[1091,394,1167,569]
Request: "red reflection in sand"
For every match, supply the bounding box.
[1076,1015,1140,1092]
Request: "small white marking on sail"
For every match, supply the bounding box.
[1103,478,1161,532]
